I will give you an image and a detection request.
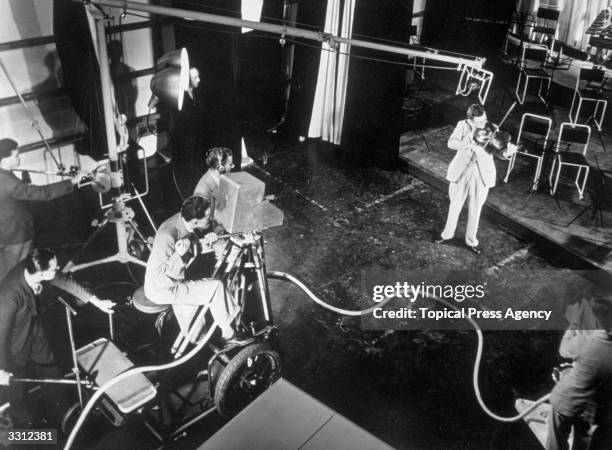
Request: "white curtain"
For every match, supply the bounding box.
[558,0,609,49]
[241,0,263,33]
[308,0,355,146]
[517,0,611,50]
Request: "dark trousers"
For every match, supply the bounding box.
[0,326,67,426]
[0,363,66,427]
[547,408,592,450]
[173,134,204,197]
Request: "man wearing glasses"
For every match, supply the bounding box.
[0,249,114,425]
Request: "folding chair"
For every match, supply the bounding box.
[504,113,552,191]
[569,67,608,131]
[530,6,560,48]
[549,122,591,199]
[503,33,525,64]
[515,43,552,104]
[543,40,573,72]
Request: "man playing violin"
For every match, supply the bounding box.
[435,104,517,255]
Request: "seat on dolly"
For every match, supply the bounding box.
[76,338,157,421]
[132,286,170,314]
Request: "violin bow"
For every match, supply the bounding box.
[494,101,517,131]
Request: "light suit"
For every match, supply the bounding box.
[441,119,497,247]
[144,213,239,336]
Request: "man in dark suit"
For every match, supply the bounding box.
[172,67,205,195]
[0,138,84,280]
[0,249,114,424]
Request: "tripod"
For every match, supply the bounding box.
[63,197,150,273]
[171,232,273,358]
[63,15,152,274]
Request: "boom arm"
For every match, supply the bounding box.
[84,0,493,103]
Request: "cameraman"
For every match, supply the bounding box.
[547,297,612,449]
[144,195,247,345]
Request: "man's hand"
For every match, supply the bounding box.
[201,232,219,248]
[90,296,116,314]
[501,142,519,159]
[0,370,12,386]
[175,238,191,256]
[70,170,89,186]
[466,144,482,160]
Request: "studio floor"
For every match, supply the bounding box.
[12,41,612,450]
[23,124,611,449]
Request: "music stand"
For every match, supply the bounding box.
[567,149,610,228]
[522,140,562,210]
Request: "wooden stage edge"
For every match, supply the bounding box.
[399,130,612,288]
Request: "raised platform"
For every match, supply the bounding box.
[399,126,612,278]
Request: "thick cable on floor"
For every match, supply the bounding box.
[267,271,394,316]
[267,270,550,422]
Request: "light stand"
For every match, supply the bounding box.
[57,296,85,410]
[567,151,609,228]
[521,141,562,211]
[63,16,147,273]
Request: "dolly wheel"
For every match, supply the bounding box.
[214,343,281,418]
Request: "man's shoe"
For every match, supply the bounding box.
[222,332,252,347]
[467,245,481,255]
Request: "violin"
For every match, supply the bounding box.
[472,102,520,159]
[473,125,518,159]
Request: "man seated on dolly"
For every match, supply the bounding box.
[0,249,115,425]
[144,195,249,346]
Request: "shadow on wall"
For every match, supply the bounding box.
[30,51,83,137]
[109,40,138,120]
[9,0,85,139]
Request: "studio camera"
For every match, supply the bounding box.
[213,172,284,233]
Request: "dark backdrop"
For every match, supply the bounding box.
[340,0,412,165]
[421,0,516,54]
[53,0,107,159]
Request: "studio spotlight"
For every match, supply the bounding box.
[148,48,190,111]
[155,47,189,74]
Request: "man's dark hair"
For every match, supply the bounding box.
[181,195,210,221]
[204,147,233,169]
[25,249,57,274]
[0,138,18,160]
[466,104,485,120]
